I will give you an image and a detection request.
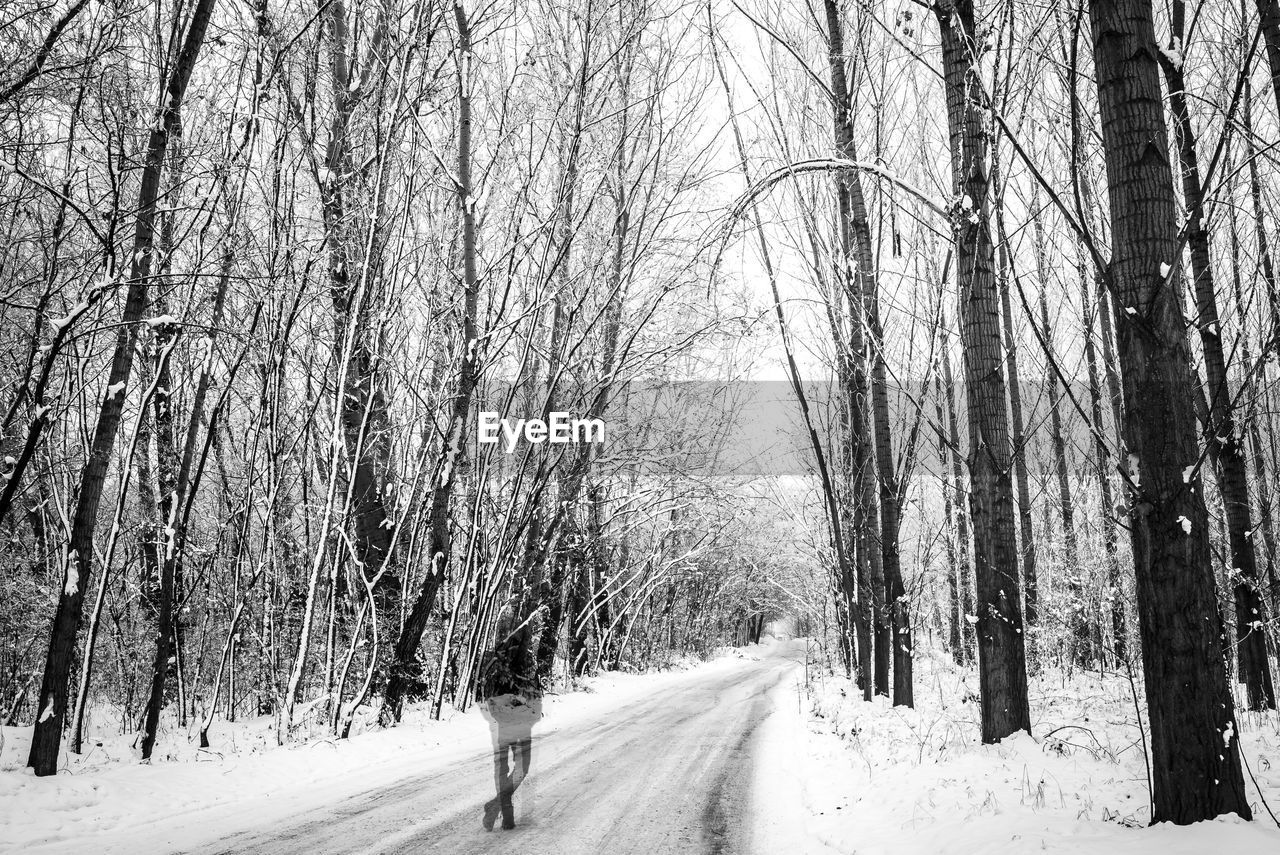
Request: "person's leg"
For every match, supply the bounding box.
[496,736,516,828]
[511,736,532,792]
[509,735,534,823]
[484,726,512,830]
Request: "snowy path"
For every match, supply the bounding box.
[204,644,801,855]
[3,640,859,855]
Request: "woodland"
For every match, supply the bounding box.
[1,0,1279,832]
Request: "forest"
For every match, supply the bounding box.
[1,0,1280,842]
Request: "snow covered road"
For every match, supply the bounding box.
[4,640,855,855]
[205,643,803,855]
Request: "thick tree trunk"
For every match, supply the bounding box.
[1088,0,1251,822]
[936,0,1030,743]
[26,0,217,777]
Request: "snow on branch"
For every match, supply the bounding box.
[729,158,949,224]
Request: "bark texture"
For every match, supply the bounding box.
[1088,0,1251,823]
[936,0,1030,743]
[1159,14,1274,711]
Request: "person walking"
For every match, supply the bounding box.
[478,590,545,831]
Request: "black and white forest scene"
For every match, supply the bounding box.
[2,0,1280,852]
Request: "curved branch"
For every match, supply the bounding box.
[730,158,948,223]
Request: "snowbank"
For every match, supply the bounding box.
[800,647,1280,854]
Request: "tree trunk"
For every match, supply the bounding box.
[1159,14,1274,711]
[588,484,616,669]
[996,200,1038,663]
[869,246,911,706]
[936,0,1030,743]
[1087,0,1251,822]
[319,0,400,696]
[936,368,964,665]
[1228,129,1280,623]
[940,320,975,663]
[382,1,480,723]
[140,319,182,760]
[1242,85,1280,632]
[823,0,893,701]
[1243,80,1280,341]
[1257,1,1280,125]
[68,324,179,753]
[26,0,217,777]
[1039,286,1087,665]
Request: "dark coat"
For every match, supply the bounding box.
[478,600,545,701]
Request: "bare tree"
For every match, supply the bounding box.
[935,0,1029,742]
[1087,0,1250,823]
[26,0,218,777]
[1158,0,1274,711]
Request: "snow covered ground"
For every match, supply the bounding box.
[2,641,1278,854]
[0,652,749,854]
[796,646,1280,854]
